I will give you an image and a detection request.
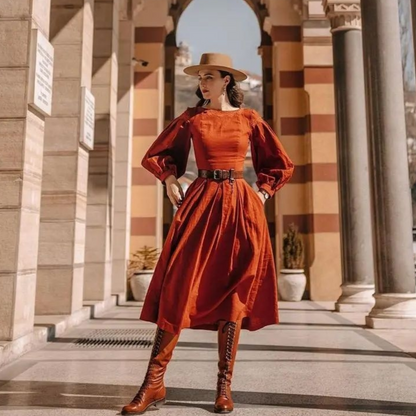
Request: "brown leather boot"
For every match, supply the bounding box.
[121,327,179,415]
[214,320,242,414]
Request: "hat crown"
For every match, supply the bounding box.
[182,52,247,81]
[199,53,233,69]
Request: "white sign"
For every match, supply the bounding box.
[80,87,95,150]
[28,29,54,116]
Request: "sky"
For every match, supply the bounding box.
[176,0,262,75]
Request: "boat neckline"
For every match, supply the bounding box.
[198,106,244,113]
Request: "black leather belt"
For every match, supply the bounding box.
[198,169,244,183]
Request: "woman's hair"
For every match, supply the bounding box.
[196,70,244,108]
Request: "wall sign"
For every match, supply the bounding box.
[80,87,95,150]
[28,29,54,116]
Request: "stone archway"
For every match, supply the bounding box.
[131,0,343,302]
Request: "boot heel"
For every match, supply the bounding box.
[153,398,166,409]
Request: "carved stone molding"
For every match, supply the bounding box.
[292,0,308,18]
[165,15,174,36]
[119,0,132,21]
[322,0,361,32]
[132,0,145,21]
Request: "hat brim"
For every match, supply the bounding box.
[183,64,247,82]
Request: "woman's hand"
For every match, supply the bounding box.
[256,191,266,205]
[165,175,185,208]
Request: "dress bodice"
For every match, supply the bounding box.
[141,106,294,198]
[189,107,250,171]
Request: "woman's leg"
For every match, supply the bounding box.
[214,319,242,414]
[121,326,180,415]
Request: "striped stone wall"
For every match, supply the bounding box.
[301,0,341,300]
[162,32,177,242]
[264,0,342,300]
[258,40,277,255]
[130,26,167,255]
[268,23,308,293]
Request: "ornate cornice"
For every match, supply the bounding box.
[132,0,145,21]
[120,0,132,21]
[322,0,361,32]
[165,15,175,36]
[292,0,308,18]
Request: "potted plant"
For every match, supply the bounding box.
[278,223,306,301]
[127,246,160,301]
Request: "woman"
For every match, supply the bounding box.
[121,53,294,415]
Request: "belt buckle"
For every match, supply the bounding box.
[213,169,222,180]
[228,168,235,184]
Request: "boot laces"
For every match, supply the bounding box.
[131,328,165,404]
[218,371,229,398]
[217,321,236,400]
[131,363,157,404]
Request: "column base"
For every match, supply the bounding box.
[365,293,416,328]
[0,327,48,368]
[84,295,117,318]
[366,316,416,329]
[335,284,375,312]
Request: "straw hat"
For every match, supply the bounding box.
[183,53,248,82]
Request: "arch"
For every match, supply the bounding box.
[162,0,276,248]
[171,0,269,28]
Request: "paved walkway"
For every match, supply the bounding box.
[0,301,416,415]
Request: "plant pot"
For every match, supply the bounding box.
[278,268,306,301]
[130,270,154,301]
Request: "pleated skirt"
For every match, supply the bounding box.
[139,177,279,334]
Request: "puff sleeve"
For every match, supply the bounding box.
[141,108,192,185]
[249,110,295,198]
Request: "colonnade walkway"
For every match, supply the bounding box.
[0,301,415,415]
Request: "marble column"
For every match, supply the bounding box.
[323,0,375,312]
[84,0,119,301]
[36,0,94,315]
[361,0,416,328]
[0,0,51,340]
[111,3,134,295]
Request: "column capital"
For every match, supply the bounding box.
[292,0,307,18]
[322,0,361,32]
[132,0,145,21]
[120,0,133,21]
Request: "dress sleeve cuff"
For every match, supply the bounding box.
[259,184,274,198]
[160,170,176,185]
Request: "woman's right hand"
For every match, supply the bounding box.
[256,191,266,205]
[165,175,185,208]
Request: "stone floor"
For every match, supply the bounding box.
[0,301,416,416]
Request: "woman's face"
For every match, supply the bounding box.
[198,69,229,100]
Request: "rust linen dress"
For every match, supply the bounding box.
[140,106,294,334]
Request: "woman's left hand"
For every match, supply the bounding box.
[256,191,266,204]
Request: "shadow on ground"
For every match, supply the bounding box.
[0,380,415,415]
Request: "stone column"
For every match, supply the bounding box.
[84,0,119,302]
[111,2,134,295]
[36,0,94,315]
[0,0,51,340]
[323,0,375,312]
[361,0,416,328]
